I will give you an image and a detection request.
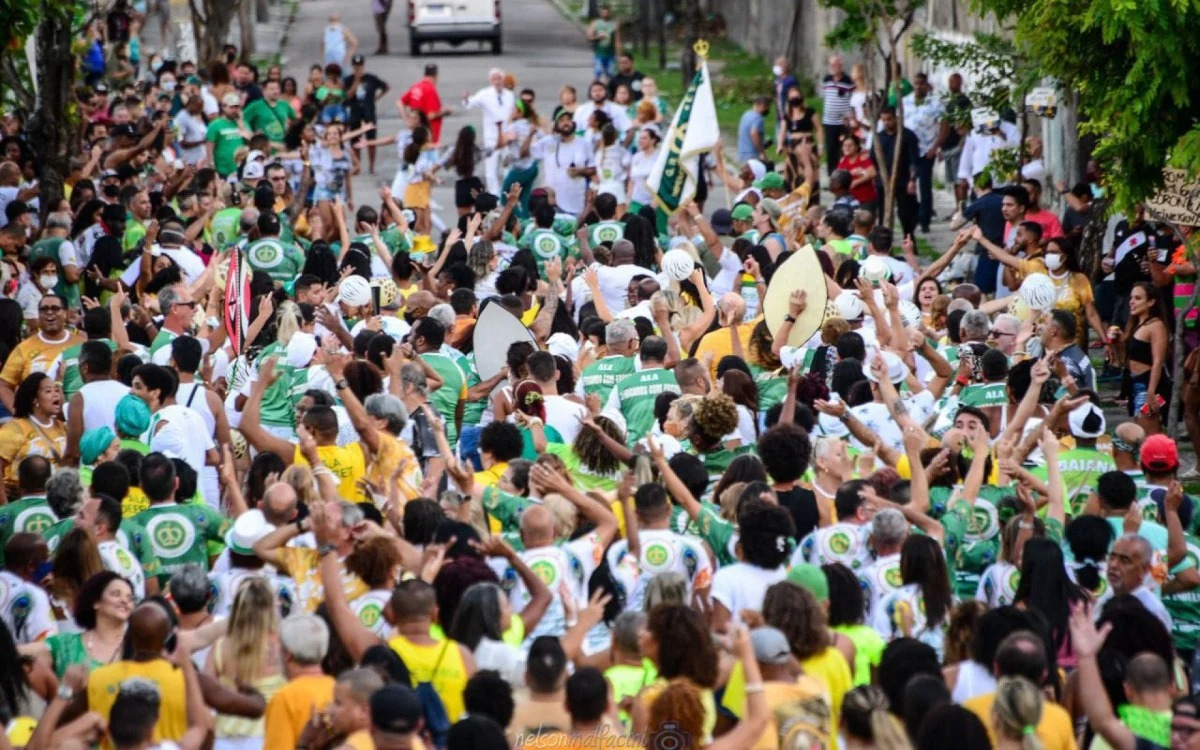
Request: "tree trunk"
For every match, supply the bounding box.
[194,0,239,65]
[29,0,76,221]
[681,0,699,86]
[238,0,254,62]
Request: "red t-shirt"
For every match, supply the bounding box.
[400,78,444,143]
[837,152,878,204]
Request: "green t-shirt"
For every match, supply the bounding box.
[519,228,577,277]
[245,238,305,284]
[694,502,738,566]
[578,355,637,405]
[243,98,296,143]
[44,516,162,579]
[0,495,54,565]
[589,220,625,247]
[544,443,621,492]
[699,445,756,490]
[256,343,297,428]
[607,367,679,444]
[1033,447,1117,516]
[132,502,230,576]
[750,364,788,415]
[123,220,147,253]
[521,425,563,460]
[1165,533,1200,651]
[958,382,1008,408]
[460,355,489,427]
[422,352,467,444]
[209,207,243,250]
[204,117,246,177]
[481,485,534,534]
[59,338,117,400]
[28,237,81,310]
[592,18,616,56]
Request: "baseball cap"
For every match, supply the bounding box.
[786,564,829,603]
[222,92,242,107]
[100,169,120,181]
[351,53,365,65]
[285,332,319,368]
[115,393,151,437]
[750,627,792,665]
[242,160,265,180]
[185,75,202,86]
[710,208,733,235]
[753,172,785,190]
[94,82,109,94]
[730,204,754,222]
[552,106,573,122]
[1140,433,1179,473]
[1067,402,1105,439]
[746,158,768,181]
[369,685,423,735]
[758,198,782,221]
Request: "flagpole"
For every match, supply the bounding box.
[692,39,731,210]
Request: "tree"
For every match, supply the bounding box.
[28,0,78,216]
[188,0,244,65]
[819,0,926,227]
[974,0,1200,213]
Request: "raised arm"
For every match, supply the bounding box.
[533,463,618,547]
[1070,605,1136,750]
[317,502,385,662]
[238,357,297,464]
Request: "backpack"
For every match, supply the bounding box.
[775,691,833,750]
[415,641,453,750]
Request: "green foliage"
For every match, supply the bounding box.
[818,0,927,53]
[973,0,1200,211]
[910,31,1041,124]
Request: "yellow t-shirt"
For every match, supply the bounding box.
[294,442,367,502]
[799,647,853,732]
[0,331,84,386]
[367,431,422,505]
[388,636,470,723]
[964,692,1077,750]
[263,674,336,750]
[277,546,369,614]
[0,417,65,483]
[693,320,759,379]
[751,678,833,750]
[122,486,150,518]
[88,659,186,748]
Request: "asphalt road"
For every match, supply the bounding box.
[283,0,594,213]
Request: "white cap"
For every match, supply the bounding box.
[661,248,695,281]
[1019,273,1057,311]
[746,159,768,181]
[285,332,318,369]
[1068,402,1106,439]
[547,332,579,362]
[860,255,891,283]
[338,275,372,307]
[242,160,265,180]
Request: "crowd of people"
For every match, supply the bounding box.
[0,1,1197,749]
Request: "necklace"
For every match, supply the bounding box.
[85,630,124,664]
[813,478,838,498]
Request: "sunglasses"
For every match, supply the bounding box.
[172,300,198,309]
[39,305,64,313]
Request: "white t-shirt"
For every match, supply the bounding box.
[98,539,146,600]
[543,394,588,445]
[795,522,872,572]
[858,552,902,624]
[492,534,604,644]
[606,529,713,612]
[710,563,787,629]
[148,404,215,470]
[174,109,209,164]
[628,149,659,206]
[530,135,594,215]
[872,582,947,658]
[15,281,43,320]
[0,570,56,644]
[120,245,207,287]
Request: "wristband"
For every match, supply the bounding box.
[783,314,797,324]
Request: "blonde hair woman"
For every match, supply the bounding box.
[992,676,1044,750]
[205,577,286,750]
[842,685,911,750]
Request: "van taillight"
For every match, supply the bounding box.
[494,0,500,19]
[408,1,415,23]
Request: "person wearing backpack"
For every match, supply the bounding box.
[746,626,834,750]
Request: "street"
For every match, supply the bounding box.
[284,0,594,214]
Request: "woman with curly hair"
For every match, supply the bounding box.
[343,536,405,638]
[688,391,749,488]
[546,412,625,491]
[630,604,720,743]
[0,372,66,501]
[710,499,795,634]
[764,580,855,729]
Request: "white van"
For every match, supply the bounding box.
[407,0,502,56]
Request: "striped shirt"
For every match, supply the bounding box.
[821,74,855,125]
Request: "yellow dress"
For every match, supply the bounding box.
[0,417,65,484]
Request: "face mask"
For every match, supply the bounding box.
[151,59,163,73]
[162,80,176,92]
[1044,254,1064,271]
[772,65,783,77]
[103,184,120,198]
[39,275,58,289]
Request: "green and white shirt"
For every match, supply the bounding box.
[589,220,625,247]
[132,502,230,576]
[576,355,638,405]
[605,367,679,444]
[245,238,305,283]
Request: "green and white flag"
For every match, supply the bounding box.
[646,61,719,214]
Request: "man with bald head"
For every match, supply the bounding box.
[462,68,514,193]
[491,463,618,642]
[693,292,756,378]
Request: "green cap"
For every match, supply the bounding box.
[730,204,754,221]
[786,563,829,603]
[753,172,785,190]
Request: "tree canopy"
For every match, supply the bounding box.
[975,0,1200,210]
